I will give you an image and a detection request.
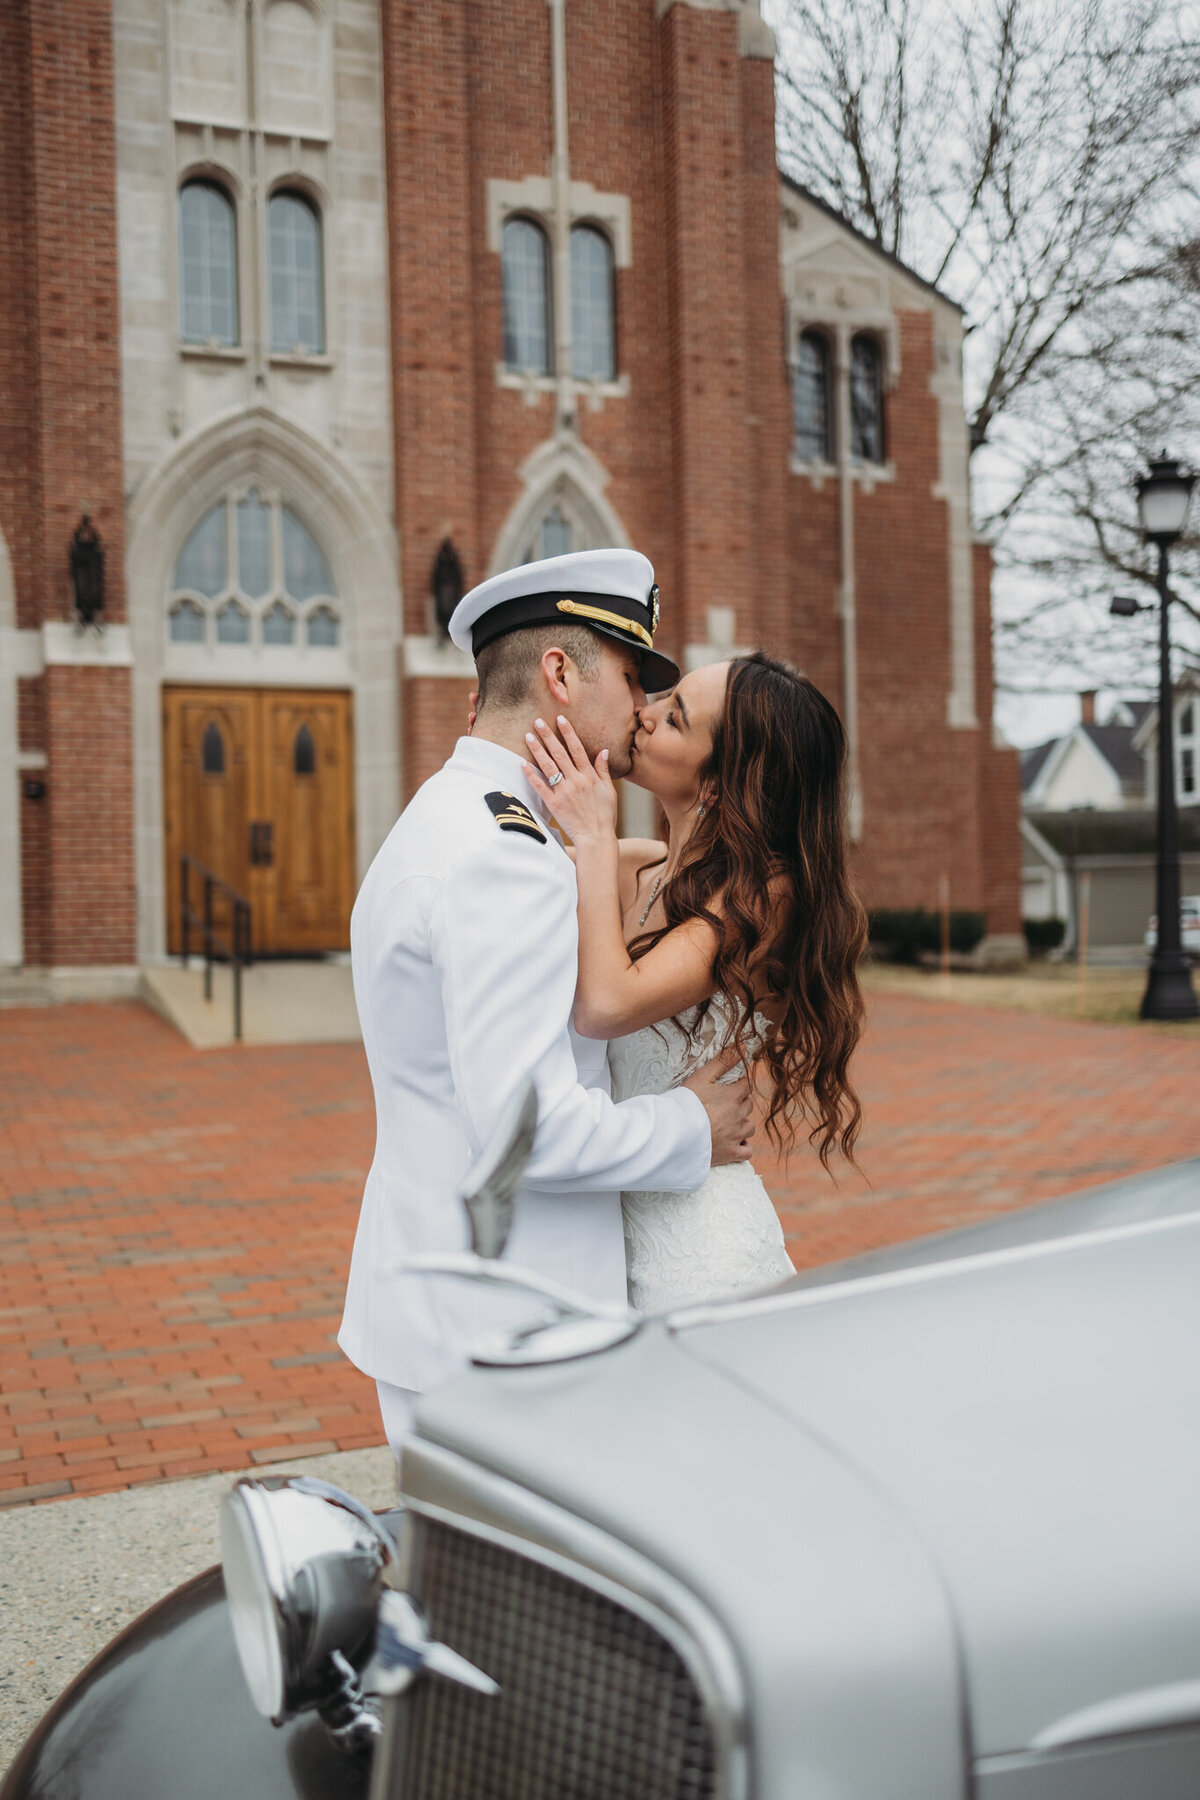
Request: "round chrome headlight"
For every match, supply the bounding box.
[219,1475,396,1724]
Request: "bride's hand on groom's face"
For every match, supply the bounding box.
[522,715,619,843]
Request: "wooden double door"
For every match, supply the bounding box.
[164,686,355,956]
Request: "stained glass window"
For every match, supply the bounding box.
[168,492,340,652]
[540,506,572,559]
[850,335,885,465]
[169,598,206,643]
[306,605,340,647]
[262,601,295,645]
[502,217,551,375]
[793,332,832,463]
[269,190,324,354]
[282,509,333,600]
[237,491,271,597]
[179,181,238,347]
[216,600,250,644]
[174,506,227,597]
[571,225,615,381]
[293,723,316,776]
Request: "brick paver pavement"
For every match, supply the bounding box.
[2,995,1199,1507]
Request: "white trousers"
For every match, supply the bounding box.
[376,1379,419,1468]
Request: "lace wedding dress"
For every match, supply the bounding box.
[608,997,795,1312]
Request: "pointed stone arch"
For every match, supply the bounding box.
[126,403,400,960]
[489,434,629,575]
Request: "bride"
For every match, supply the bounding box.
[521,651,867,1311]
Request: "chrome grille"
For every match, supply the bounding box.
[394,1516,719,1800]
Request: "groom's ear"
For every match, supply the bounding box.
[539,645,573,706]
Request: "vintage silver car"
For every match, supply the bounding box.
[4,1102,1199,1800]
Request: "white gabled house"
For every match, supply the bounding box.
[1020,681,1200,953]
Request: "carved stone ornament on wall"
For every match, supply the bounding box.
[70,516,105,629]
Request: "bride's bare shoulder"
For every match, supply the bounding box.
[618,836,667,873]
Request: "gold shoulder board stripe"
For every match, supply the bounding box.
[484,790,546,841]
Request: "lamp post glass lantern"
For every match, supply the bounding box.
[1136,456,1194,542]
[1133,453,1199,1020]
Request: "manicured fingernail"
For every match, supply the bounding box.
[557,715,567,725]
[600,749,609,760]
[525,732,535,743]
[535,718,547,729]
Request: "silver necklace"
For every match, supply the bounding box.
[638,864,668,928]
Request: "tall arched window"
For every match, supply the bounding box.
[850,334,885,464]
[268,190,324,354]
[167,488,341,650]
[178,179,239,347]
[571,225,615,381]
[534,504,573,561]
[502,217,551,375]
[792,331,832,462]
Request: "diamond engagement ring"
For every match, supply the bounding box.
[545,771,563,788]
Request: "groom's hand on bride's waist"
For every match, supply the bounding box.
[684,1048,756,1166]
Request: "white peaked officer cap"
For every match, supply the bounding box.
[449,548,680,692]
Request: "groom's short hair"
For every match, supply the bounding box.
[474,622,601,712]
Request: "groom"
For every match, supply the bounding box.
[338,549,755,1457]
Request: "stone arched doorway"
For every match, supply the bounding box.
[127,406,399,962]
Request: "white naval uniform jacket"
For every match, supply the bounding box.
[338,735,711,1394]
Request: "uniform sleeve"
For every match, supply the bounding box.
[429,832,712,1196]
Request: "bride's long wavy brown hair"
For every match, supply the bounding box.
[629,653,868,1168]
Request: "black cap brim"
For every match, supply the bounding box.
[585,621,680,693]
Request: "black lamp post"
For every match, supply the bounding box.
[1116,454,1199,1020]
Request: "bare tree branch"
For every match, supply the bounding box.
[771,0,1200,700]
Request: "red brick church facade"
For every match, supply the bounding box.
[0,0,1020,977]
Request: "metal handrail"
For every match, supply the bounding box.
[179,854,253,1042]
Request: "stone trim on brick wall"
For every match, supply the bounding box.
[781,186,978,736]
[42,624,134,668]
[488,432,630,576]
[655,0,778,61]
[401,637,476,680]
[485,175,632,267]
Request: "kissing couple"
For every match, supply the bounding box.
[339,549,867,1459]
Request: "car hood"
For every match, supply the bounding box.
[415,1163,1200,1768]
[414,1319,967,1800]
[675,1186,1200,1758]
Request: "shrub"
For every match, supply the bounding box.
[1023,916,1066,957]
[867,908,988,965]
